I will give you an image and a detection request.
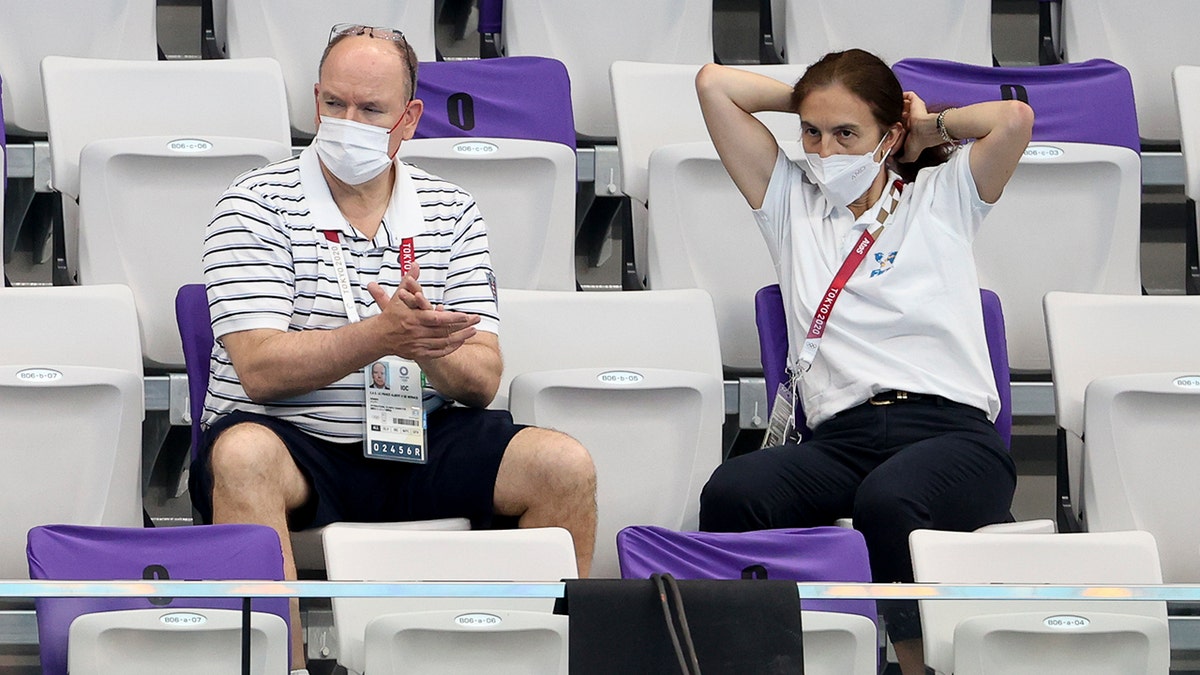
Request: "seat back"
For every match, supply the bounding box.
[224,0,437,138]
[0,285,144,580]
[610,61,808,207]
[79,137,291,369]
[322,525,578,675]
[500,0,714,139]
[894,58,1142,373]
[176,284,214,461]
[1044,292,1200,526]
[68,608,288,675]
[27,523,289,675]
[0,1,157,136]
[756,285,1012,447]
[1061,0,1200,143]
[496,289,724,577]
[396,138,576,290]
[617,525,875,620]
[616,525,876,675]
[910,529,1167,675]
[41,56,292,302]
[1082,373,1200,583]
[414,56,575,150]
[364,610,568,675]
[773,0,992,66]
[646,141,802,372]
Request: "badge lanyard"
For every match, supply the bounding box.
[324,230,428,463]
[762,179,905,449]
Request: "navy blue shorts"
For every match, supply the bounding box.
[190,407,526,530]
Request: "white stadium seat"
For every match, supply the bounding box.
[911,529,1168,675]
[323,525,577,675]
[41,55,292,370]
[0,285,144,579]
[396,137,577,290]
[496,288,724,577]
[222,0,438,137]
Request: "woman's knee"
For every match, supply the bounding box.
[698,460,764,532]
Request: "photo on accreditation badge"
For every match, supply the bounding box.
[369,361,390,390]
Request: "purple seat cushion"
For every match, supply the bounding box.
[617,524,876,624]
[477,0,501,35]
[892,58,1139,154]
[175,284,212,460]
[27,523,288,675]
[414,56,575,150]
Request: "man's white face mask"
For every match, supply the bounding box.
[314,115,399,185]
[801,131,891,208]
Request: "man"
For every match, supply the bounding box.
[369,361,389,389]
[192,24,597,672]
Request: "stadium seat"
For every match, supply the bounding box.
[0,0,158,269]
[397,138,576,290]
[322,525,577,675]
[1055,0,1200,144]
[0,1,157,138]
[756,286,1013,448]
[910,529,1169,675]
[0,285,143,580]
[616,525,877,675]
[1172,65,1200,294]
[175,284,471,573]
[610,61,807,296]
[414,57,575,150]
[496,288,724,578]
[220,0,438,138]
[763,0,993,67]
[495,0,714,140]
[27,523,289,675]
[894,58,1142,373]
[406,57,578,291]
[363,609,568,675]
[1044,291,1200,553]
[41,56,292,370]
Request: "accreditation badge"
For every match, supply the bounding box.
[364,356,427,463]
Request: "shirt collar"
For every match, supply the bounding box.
[300,145,424,246]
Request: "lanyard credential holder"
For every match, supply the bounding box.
[761,180,904,449]
[324,230,428,463]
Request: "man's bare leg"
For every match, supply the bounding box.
[208,422,311,668]
[894,638,926,675]
[493,428,597,577]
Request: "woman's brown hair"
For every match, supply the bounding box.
[791,49,954,182]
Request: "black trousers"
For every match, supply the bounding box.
[699,395,1017,642]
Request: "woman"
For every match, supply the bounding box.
[695,49,1033,674]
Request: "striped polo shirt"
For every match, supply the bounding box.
[201,146,500,443]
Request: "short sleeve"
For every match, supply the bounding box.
[441,197,501,335]
[202,185,297,340]
[752,148,799,262]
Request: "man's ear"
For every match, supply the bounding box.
[398,98,425,140]
[312,83,322,130]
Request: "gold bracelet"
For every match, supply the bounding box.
[936,108,957,144]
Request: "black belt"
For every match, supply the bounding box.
[867,390,956,406]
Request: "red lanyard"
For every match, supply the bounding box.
[323,230,414,323]
[796,179,903,373]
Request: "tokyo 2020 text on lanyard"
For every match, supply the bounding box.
[324,230,428,463]
[761,179,905,449]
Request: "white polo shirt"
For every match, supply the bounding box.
[755,143,1000,429]
[201,146,499,442]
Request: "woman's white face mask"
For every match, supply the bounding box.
[314,116,399,185]
[801,131,891,208]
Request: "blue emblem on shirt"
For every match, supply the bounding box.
[870,251,898,277]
